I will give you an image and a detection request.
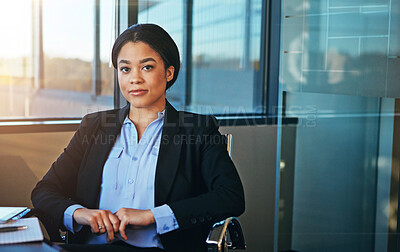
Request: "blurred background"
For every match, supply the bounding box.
[0,0,399,251]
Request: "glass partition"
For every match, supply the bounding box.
[277,0,399,251]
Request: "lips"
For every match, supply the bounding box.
[129,89,148,96]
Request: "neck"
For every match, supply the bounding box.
[128,100,166,126]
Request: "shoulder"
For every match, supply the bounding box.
[165,101,219,131]
[83,108,120,121]
[177,110,219,130]
[80,106,128,129]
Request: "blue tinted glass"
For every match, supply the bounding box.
[138,0,263,115]
[190,0,262,114]
[138,0,185,108]
[278,1,399,252]
[281,0,398,97]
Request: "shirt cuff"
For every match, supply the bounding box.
[63,204,85,233]
[151,204,179,234]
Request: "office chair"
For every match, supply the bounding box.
[205,134,246,252]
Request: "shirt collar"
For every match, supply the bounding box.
[123,109,166,125]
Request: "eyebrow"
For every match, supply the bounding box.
[118,58,157,65]
[118,59,130,65]
[139,57,157,64]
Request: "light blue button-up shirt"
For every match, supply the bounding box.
[64,110,179,248]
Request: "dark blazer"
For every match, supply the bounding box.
[31,100,245,252]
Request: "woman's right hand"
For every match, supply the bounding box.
[73,208,120,242]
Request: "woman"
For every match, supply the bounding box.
[32,24,245,252]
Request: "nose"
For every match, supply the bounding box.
[129,68,143,84]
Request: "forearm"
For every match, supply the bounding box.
[169,120,245,230]
[169,186,245,230]
[64,204,85,232]
[32,181,79,228]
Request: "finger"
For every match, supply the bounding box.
[106,231,114,243]
[89,215,100,233]
[91,222,103,233]
[114,209,122,219]
[119,221,128,241]
[102,212,114,241]
[95,214,106,235]
[97,221,106,234]
[109,213,120,233]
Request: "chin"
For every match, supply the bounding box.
[127,95,165,110]
[130,100,156,109]
[130,102,148,108]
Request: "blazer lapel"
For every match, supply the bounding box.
[155,101,183,206]
[78,105,129,208]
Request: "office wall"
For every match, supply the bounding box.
[0,132,72,208]
[0,123,284,251]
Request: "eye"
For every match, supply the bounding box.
[120,66,130,73]
[142,65,153,71]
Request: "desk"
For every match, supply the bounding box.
[0,239,65,252]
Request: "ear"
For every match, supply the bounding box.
[166,66,175,82]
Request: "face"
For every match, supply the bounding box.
[117,41,174,111]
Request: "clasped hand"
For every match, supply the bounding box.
[73,208,155,241]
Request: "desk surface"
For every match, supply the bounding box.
[0,240,64,252]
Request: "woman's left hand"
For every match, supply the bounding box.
[114,208,155,240]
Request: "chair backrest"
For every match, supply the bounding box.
[206,134,247,251]
[225,134,233,158]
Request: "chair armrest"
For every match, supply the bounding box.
[206,217,246,251]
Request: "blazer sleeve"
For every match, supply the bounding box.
[168,116,245,230]
[31,114,92,227]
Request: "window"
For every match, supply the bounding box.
[0,0,271,121]
[138,0,266,115]
[0,0,115,119]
